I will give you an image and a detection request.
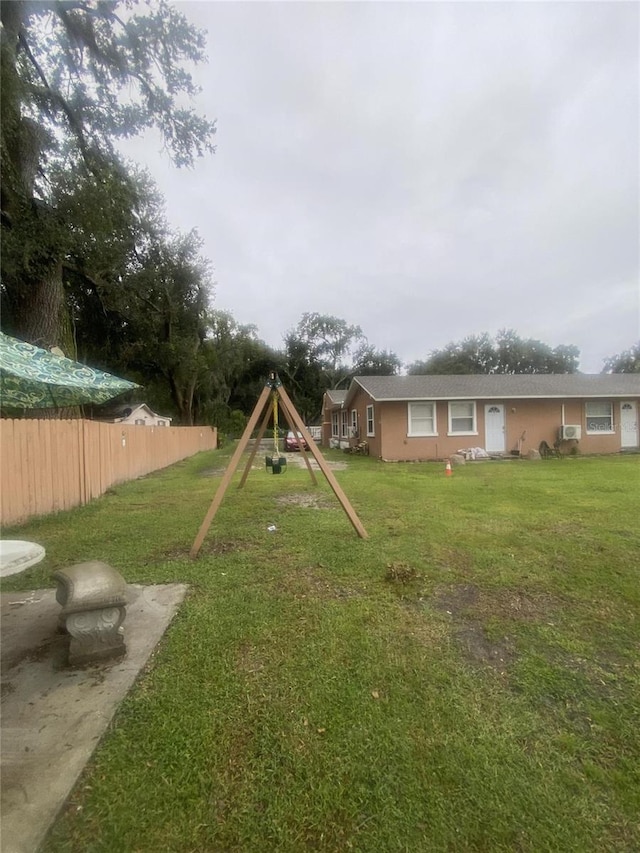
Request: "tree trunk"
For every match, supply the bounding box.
[1,2,70,353]
[168,366,200,425]
[9,264,66,350]
[183,377,196,426]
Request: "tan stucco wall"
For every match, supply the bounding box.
[322,390,639,460]
[345,386,382,456]
[370,397,638,461]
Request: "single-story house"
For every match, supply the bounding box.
[322,374,640,460]
[96,403,172,427]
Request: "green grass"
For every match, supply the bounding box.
[3,449,640,852]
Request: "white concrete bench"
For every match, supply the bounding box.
[53,561,127,666]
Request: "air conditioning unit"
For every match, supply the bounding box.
[560,425,581,440]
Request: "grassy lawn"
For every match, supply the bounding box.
[3,448,639,852]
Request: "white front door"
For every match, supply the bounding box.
[620,401,638,448]
[485,404,505,453]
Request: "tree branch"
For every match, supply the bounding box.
[18,30,95,165]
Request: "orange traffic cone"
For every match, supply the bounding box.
[445,459,452,477]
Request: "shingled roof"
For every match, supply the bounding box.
[343,374,640,406]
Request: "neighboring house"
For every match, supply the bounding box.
[322,374,640,460]
[96,403,172,427]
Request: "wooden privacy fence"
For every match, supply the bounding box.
[0,419,218,527]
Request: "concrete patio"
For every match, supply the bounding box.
[1,582,188,853]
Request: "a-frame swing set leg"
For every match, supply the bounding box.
[276,382,368,539]
[276,391,318,485]
[189,384,271,559]
[189,374,367,559]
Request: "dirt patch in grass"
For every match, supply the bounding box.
[199,539,253,557]
[427,584,563,675]
[429,585,633,696]
[148,539,251,561]
[286,454,348,471]
[454,624,517,673]
[276,565,363,601]
[235,641,266,677]
[276,492,334,510]
[433,583,481,615]
[432,583,563,623]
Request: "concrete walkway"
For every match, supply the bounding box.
[1,583,188,853]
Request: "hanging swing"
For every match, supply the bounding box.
[265,386,287,474]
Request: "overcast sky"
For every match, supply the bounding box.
[121,0,639,373]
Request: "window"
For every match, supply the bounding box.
[331,411,339,438]
[135,418,145,425]
[448,401,476,434]
[408,402,437,436]
[341,410,349,438]
[351,409,359,437]
[585,401,613,433]
[366,404,375,436]
[157,420,166,426]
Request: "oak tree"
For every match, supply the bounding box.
[1,0,216,350]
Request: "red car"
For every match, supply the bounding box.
[285,430,308,451]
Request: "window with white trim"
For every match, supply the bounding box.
[408,402,437,436]
[366,404,375,437]
[351,409,359,437]
[341,410,349,438]
[448,401,476,434]
[585,401,613,433]
[331,411,339,438]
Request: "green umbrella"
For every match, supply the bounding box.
[0,332,140,409]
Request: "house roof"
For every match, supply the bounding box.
[324,389,348,405]
[343,374,640,407]
[97,402,172,421]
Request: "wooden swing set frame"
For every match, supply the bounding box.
[190,373,368,558]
